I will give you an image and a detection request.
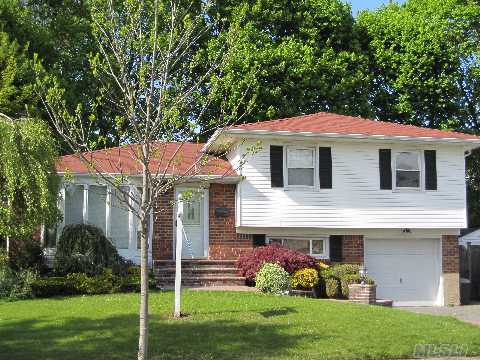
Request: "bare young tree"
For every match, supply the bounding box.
[34,1,253,359]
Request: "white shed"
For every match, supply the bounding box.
[459,228,480,246]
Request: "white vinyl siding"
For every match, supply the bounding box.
[234,139,467,229]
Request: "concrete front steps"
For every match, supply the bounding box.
[155,259,246,288]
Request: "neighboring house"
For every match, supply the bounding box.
[49,112,480,306]
[459,228,480,246]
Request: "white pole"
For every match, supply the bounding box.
[174,200,184,318]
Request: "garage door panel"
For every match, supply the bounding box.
[365,238,440,306]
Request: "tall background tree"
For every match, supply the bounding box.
[358,0,480,129]
[0,0,121,149]
[193,0,373,138]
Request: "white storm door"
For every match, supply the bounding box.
[176,188,208,259]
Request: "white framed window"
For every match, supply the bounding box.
[64,184,84,225]
[267,236,329,259]
[286,146,315,187]
[110,187,130,249]
[394,151,421,189]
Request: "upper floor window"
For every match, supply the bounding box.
[286,146,315,187]
[394,151,421,189]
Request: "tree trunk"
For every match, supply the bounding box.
[138,162,150,360]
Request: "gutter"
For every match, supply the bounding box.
[223,128,480,146]
[56,173,243,184]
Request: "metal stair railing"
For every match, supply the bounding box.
[181,221,195,259]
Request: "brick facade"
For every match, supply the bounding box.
[442,235,460,305]
[442,235,459,273]
[208,183,253,259]
[342,235,364,264]
[152,184,253,261]
[152,189,174,260]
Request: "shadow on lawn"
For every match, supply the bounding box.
[0,313,306,360]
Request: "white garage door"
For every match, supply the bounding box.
[365,238,441,306]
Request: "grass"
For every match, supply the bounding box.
[1,290,479,360]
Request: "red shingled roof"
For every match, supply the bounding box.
[56,142,234,176]
[231,112,480,141]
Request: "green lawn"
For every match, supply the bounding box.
[1,291,479,360]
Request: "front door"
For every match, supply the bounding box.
[176,188,208,258]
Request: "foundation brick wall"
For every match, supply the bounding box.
[152,189,174,260]
[342,235,364,263]
[442,235,460,305]
[208,183,253,259]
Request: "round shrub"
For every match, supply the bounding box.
[255,262,291,294]
[291,268,319,290]
[237,244,318,282]
[325,277,340,298]
[54,224,130,276]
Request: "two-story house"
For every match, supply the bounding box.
[51,112,480,306]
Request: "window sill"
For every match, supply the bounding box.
[392,187,423,193]
[283,186,317,192]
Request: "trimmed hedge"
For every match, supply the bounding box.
[31,267,156,298]
[32,277,77,297]
[319,263,375,299]
[236,244,318,282]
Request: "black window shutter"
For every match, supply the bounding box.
[319,147,332,189]
[253,234,266,247]
[424,150,437,190]
[270,145,284,187]
[329,235,343,262]
[379,149,392,190]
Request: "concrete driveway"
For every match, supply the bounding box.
[399,302,480,326]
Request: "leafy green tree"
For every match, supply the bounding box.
[358,0,480,129]
[0,114,60,238]
[194,0,372,137]
[0,31,37,118]
[0,0,121,149]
